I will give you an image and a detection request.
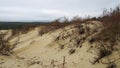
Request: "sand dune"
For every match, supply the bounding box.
[0,21,120,68]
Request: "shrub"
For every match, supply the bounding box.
[99,47,112,58]
[94,5,120,45]
[59,45,64,49]
[79,28,85,34]
[70,16,83,23]
[107,63,116,68]
[69,48,76,55]
[89,38,95,44]
[0,33,12,56]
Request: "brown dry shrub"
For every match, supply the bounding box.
[95,5,120,44]
[0,33,12,56]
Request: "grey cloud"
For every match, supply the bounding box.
[0,0,119,21]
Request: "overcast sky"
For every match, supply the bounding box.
[0,0,119,22]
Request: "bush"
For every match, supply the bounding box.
[107,63,116,68]
[0,33,12,56]
[59,45,64,49]
[94,5,120,45]
[89,38,95,44]
[99,48,112,58]
[69,48,76,55]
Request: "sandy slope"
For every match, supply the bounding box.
[0,21,120,68]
